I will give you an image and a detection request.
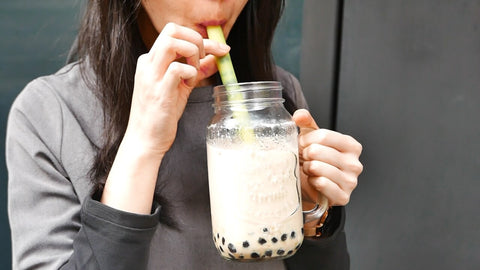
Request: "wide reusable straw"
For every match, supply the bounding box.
[206,26,255,143]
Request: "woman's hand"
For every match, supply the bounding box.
[292,109,363,208]
[102,23,229,214]
[125,22,230,158]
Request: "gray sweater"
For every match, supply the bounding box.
[6,63,349,270]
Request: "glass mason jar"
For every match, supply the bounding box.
[206,81,325,262]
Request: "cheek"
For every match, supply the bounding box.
[225,1,249,36]
[141,0,178,32]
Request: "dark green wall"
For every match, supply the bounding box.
[1,1,81,268]
[272,0,304,79]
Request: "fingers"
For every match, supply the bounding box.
[151,23,205,61]
[293,109,363,206]
[198,54,218,81]
[163,62,198,89]
[300,129,363,156]
[148,23,230,80]
[303,160,358,191]
[292,109,319,133]
[203,38,230,57]
[308,176,353,206]
[302,143,363,174]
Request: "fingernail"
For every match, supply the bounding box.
[298,136,306,148]
[219,43,230,51]
[302,148,309,160]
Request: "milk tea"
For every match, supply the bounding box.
[207,144,304,261]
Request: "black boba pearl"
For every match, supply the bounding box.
[281,234,287,241]
[219,246,224,252]
[229,253,235,259]
[301,228,304,235]
[263,227,268,232]
[287,250,293,255]
[228,243,237,253]
[239,255,244,259]
[295,244,301,250]
[213,236,216,242]
[251,252,260,258]
[291,231,296,238]
[217,233,220,239]
[265,250,273,257]
[271,237,278,243]
[258,238,267,245]
[243,241,250,248]
[222,237,225,245]
[277,249,285,255]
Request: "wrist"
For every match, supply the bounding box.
[122,130,168,160]
[101,137,163,214]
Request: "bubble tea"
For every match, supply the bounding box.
[206,26,322,261]
[206,81,304,261]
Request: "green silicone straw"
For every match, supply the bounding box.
[207,26,255,143]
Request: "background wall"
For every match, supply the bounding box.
[1,1,82,268]
[300,0,480,269]
[337,1,480,269]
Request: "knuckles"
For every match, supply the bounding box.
[162,22,179,35]
[344,174,358,192]
[345,158,364,176]
[337,192,351,206]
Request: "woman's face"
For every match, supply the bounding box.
[140,0,249,40]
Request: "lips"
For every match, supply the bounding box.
[197,19,227,38]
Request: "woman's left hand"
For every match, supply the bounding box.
[292,109,363,207]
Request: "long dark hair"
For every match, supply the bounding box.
[77,0,285,193]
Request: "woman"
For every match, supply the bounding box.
[6,0,362,269]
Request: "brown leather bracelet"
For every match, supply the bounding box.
[303,208,329,237]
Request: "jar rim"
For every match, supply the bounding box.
[212,81,282,97]
[212,81,283,105]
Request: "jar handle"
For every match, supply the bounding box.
[302,194,329,223]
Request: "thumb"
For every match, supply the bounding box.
[292,109,319,133]
[197,54,218,82]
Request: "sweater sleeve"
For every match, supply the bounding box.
[6,79,159,270]
[60,197,160,269]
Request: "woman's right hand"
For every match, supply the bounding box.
[101,23,229,214]
[125,22,230,158]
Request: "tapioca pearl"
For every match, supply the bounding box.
[291,231,296,239]
[277,249,285,255]
[271,237,278,243]
[239,255,244,259]
[281,234,287,241]
[243,241,250,248]
[219,246,224,253]
[251,252,260,259]
[222,237,225,245]
[287,250,293,255]
[258,238,267,245]
[217,233,220,239]
[228,253,235,259]
[263,227,268,232]
[265,250,273,257]
[295,244,301,250]
[228,243,237,253]
[301,228,304,235]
